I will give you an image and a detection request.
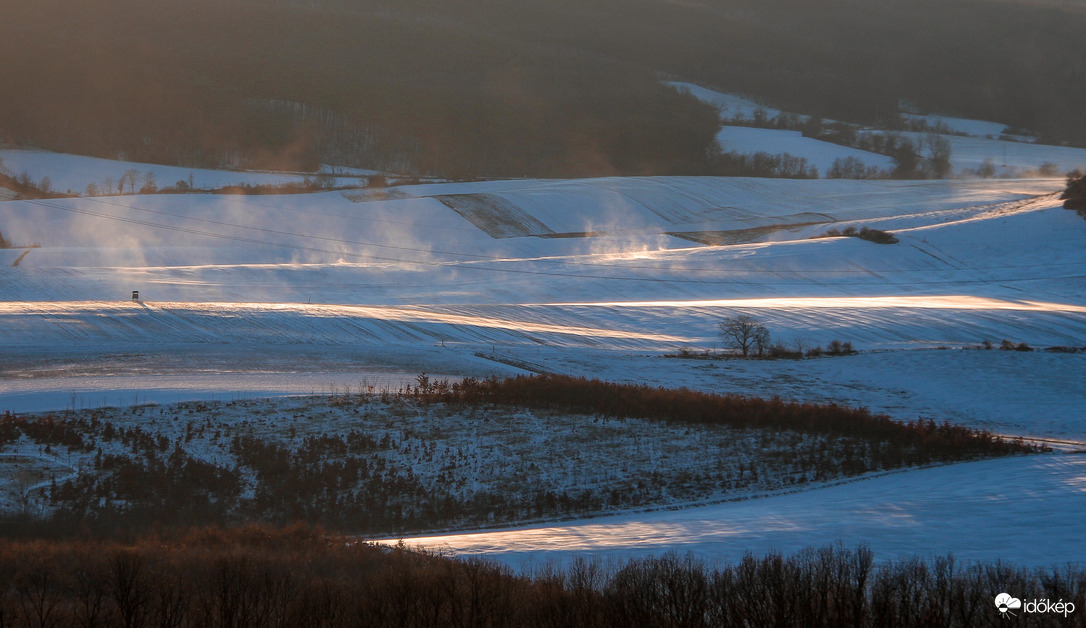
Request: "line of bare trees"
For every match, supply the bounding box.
[0,527,1080,627]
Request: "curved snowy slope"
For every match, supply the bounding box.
[394,454,1086,570]
[5,162,1082,571]
[713,126,896,174]
[398,177,1056,235]
[0,177,1060,268]
[1,176,1083,351]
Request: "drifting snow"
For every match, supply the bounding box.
[2,150,1084,569]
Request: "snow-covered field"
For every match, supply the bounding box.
[713,126,896,174]
[2,149,1084,569]
[397,454,1085,569]
[0,148,371,195]
[2,391,922,531]
[669,81,1086,177]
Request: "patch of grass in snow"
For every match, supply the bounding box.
[0,376,1045,537]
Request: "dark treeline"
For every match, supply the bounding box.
[0,0,720,178]
[0,526,1081,627]
[434,0,1086,144]
[418,374,1043,462]
[3,0,1085,178]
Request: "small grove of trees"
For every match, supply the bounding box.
[721,108,964,180]
[708,150,819,178]
[827,156,883,179]
[719,315,771,357]
[0,170,73,200]
[716,316,865,359]
[1062,171,1086,217]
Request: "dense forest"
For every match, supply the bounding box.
[2,0,1085,178]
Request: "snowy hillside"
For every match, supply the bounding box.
[395,454,1086,569]
[2,151,1084,571]
[669,82,1086,177]
[2,154,1082,399]
[2,164,1082,365]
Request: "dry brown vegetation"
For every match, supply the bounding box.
[0,525,1080,627]
[0,375,1044,539]
[420,374,1042,462]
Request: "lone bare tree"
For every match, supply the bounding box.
[923,133,953,178]
[719,315,770,357]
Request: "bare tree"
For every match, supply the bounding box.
[719,315,770,357]
[140,170,157,193]
[119,169,140,194]
[923,133,953,178]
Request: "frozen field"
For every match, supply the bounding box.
[670,82,1086,177]
[1,150,1084,568]
[396,454,1086,569]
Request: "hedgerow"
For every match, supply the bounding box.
[420,374,1041,462]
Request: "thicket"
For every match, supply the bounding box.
[722,116,955,180]
[420,375,1041,461]
[814,226,900,244]
[1062,171,1086,217]
[0,170,73,200]
[708,150,819,179]
[0,527,1080,628]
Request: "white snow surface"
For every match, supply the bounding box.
[669,82,1086,177]
[2,150,1085,569]
[714,126,895,175]
[394,454,1085,569]
[896,131,1086,176]
[902,113,1012,139]
[666,82,785,121]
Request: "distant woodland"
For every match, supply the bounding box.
[2,0,1084,177]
